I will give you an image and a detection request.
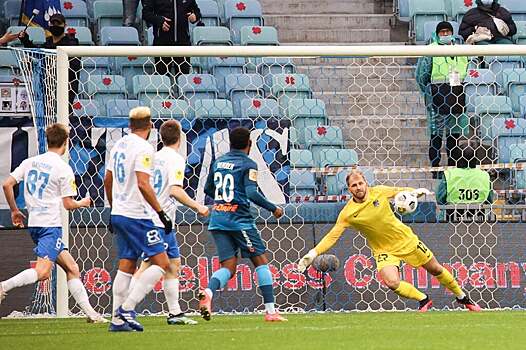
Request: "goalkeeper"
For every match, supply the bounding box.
[298,169,481,312]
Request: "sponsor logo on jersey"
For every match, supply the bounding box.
[373,200,379,207]
[175,169,184,181]
[213,203,239,212]
[142,155,152,168]
[248,169,258,181]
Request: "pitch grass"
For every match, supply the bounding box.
[0,311,524,350]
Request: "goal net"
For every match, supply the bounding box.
[9,45,526,316]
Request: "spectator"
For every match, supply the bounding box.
[416,21,469,177]
[143,0,201,77]
[459,0,516,45]
[123,0,141,27]
[0,31,18,46]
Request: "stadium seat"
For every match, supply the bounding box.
[240,26,279,45]
[146,26,154,46]
[6,27,46,47]
[132,74,172,103]
[72,99,103,117]
[93,1,123,29]
[494,117,526,163]
[106,99,141,117]
[250,57,295,93]
[79,57,112,92]
[287,99,327,132]
[421,20,460,44]
[408,0,447,43]
[271,74,312,109]
[192,26,233,45]
[196,0,221,26]
[486,56,524,91]
[224,73,265,115]
[500,0,526,21]
[240,98,281,119]
[290,149,314,168]
[513,21,526,44]
[114,56,155,94]
[177,74,219,103]
[318,148,358,168]
[289,127,301,149]
[450,0,474,22]
[100,27,140,46]
[464,69,497,113]
[289,170,317,197]
[208,57,246,95]
[85,75,126,105]
[500,68,526,113]
[520,95,526,118]
[149,99,191,119]
[62,0,90,27]
[510,143,526,188]
[398,0,410,22]
[194,99,234,119]
[0,50,19,76]
[65,27,94,45]
[224,0,263,44]
[304,126,344,165]
[4,0,21,26]
[476,96,513,140]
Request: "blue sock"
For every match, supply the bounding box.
[207,267,232,296]
[255,265,275,305]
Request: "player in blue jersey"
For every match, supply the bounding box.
[198,127,287,322]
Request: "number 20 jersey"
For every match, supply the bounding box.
[10,152,77,227]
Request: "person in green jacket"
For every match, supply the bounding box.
[416,22,470,178]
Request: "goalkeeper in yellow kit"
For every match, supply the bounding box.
[297,169,481,312]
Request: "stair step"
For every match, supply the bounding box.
[278,29,391,43]
[260,0,380,15]
[265,14,392,31]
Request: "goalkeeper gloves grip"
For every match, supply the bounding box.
[413,188,432,198]
[157,210,173,235]
[297,249,318,273]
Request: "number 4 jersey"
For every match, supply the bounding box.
[10,152,77,227]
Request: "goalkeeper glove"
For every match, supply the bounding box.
[412,188,432,198]
[157,210,173,235]
[297,249,318,273]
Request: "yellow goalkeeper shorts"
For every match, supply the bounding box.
[374,240,434,272]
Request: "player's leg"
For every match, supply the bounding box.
[128,257,150,294]
[55,250,106,322]
[0,257,51,303]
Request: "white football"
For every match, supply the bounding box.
[394,191,418,215]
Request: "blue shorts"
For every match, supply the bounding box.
[210,229,266,262]
[111,215,166,260]
[29,227,66,262]
[142,229,180,261]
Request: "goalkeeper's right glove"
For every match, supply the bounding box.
[297,249,318,273]
[157,210,173,235]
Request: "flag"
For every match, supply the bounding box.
[19,0,62,36]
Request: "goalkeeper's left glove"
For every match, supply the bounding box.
[297,249,318,273]
[412,188,432,198]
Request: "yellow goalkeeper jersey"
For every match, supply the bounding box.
[314,186,418,256]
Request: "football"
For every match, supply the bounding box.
[394,191,418,215]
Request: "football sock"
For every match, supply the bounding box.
[68,278,98,318]
[255,265,275,313]
[436,268,465,298]
[111,270,132,325]
[1,268,38,292]
[128,276,137,295]
[394,281,427,301]
[207,267,232,296]
[122,265,165,311]
[163,278,182,315]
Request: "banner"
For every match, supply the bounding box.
[19,0,62,34]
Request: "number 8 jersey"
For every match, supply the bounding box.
[10,152,77,227]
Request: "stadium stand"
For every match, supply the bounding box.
[240,25,279,45]
[240,98,281,119]
[61,0,90,27]
[224,73,265,114]
[224,0,264,44]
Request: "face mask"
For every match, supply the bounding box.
[49,25,65,37]
[438,35,454,45]
[481,0,493,6]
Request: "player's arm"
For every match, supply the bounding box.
[61,169,90,210]
[244,166,283,218]
[104,170,113,208]
[203,165,215,199]
[137,171,173,233]
[2,175,25,227]
[376,185,431,199]
[170,185,209,216]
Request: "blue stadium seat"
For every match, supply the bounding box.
[271,74,311,109]
[72,99,103,117]
[150,99,191,119]
[225,73,265,115]
[114,56,155,93]
[194,99,234,119]
[146,27,154,46]
[476,96,513,140]
[464,69,497,113]
[100,26,140,46]
[6,27,45,47]
[398,0,410,22]
[513,21,526,44]
[224,0,263,44]
[177,74,219,103]
[500,0,526,21]
[132,74,173,103]
[106,99,141,117]
[520,95,526,118]
[196,0,221,26]
[251,57,295,93]
[500,68,526,113]
[0,50,19,76]
[422,20,460,44]
[289,170,317,197]
[4,0,21,26]
[79,57,111,93]
[93,1,123,29]
[450,0,474,22]
[510,143,526,188]
[192,26,233,45]
[304,126,344,165]
[494,117,526,163]
[486,56,524,91]
[85,75,126,105]
[290,149,314,168]
[240,98,281,119]
[408,0,447,42]
[208,57,245,95]
[289,127,300,149]
[287,99,327,131]
[319,148,358,168]
[240,26,279,45]
[65,27,94,45]
[62,0,90,27]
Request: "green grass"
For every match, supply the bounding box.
[1,312,525,350]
